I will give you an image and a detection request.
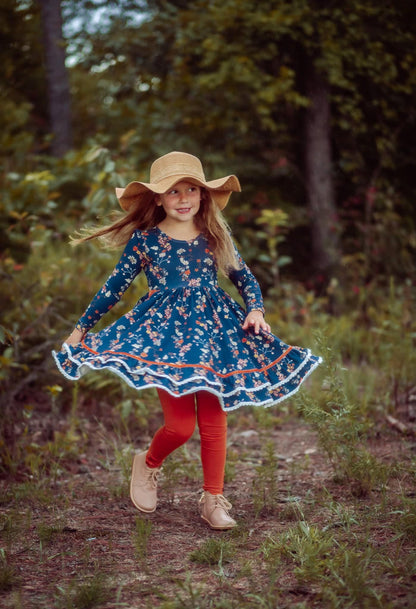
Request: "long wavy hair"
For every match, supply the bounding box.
[71,188,240,275]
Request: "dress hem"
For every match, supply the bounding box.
[52,346,322,412]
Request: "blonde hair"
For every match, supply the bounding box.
[71,189,240,275]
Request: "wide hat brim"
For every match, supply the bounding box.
[115,151,241,211]
[116,174,241,211]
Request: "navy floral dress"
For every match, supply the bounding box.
[53,227,321,411]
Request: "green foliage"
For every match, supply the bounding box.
[224,447,237,484]
[261,523,384,607]
[341,186,416,287]
[158,576,221,609]
[133,516,153,561]
[252,441,279,516]
[56,573,110,609]
[15,0,409,290]
[0,0,46,161]
[296,333,390,496]
[254,208,292,292]
[189,537,235,566]
[394,498,416,543]
[3,0,416,283]
[0,549,17,592]
[36,522,63,545]
[0,143,149,472]
[279,521,335,580]
[159,445,201,503]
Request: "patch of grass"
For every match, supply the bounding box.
[22,426,86,484]
[0,549,17,592]
[189,537,235,566]
[56,573,110,609]
[321,546,384,608]
[296,332,390,496]
[251,441,279,516]
[323,495,359,533]
[109,442,132,498]
[4,480,57,508]
[224,447,238,484]
[252,406,286,429]
[279,498,305,522]
[133,515,152,561]
[159,445,200,503]
[245,578,288,609]
[0,510,32,551]
[72,576,110,609]
[261,520,386,608]
[367,280,416,414]
[36,522,63,544]
[282,521,335,580]
[158,574,241,609]
[343,449,390,497]
[394,497,416,542]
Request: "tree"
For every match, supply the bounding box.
[38,0,72,156]
[303,60,338,276]
[23,0,415,285]
[113,0,414,283]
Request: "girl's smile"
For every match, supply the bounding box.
[156,181,201,225]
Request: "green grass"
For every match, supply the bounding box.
[0,550,17,592]
[159,445,201,503]
[189,538,235,566]
[55,574,110,609]
[133,516,153,561]
[251,440,280,516]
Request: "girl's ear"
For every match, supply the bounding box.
[155,196,162,207]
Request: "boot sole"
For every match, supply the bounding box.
[200,514,236,530]
[130,493,157,513]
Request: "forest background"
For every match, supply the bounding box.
[1,1,416,608]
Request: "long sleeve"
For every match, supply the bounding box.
[75,230,144,334]
[228,245,265,314]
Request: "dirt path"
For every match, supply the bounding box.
[1,403,414,608]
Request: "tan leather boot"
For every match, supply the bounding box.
[199,491,237,530]
[130,451,161,513]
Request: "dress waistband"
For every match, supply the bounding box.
[147,283,217,296]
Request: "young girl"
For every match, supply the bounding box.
[53,151,321,530]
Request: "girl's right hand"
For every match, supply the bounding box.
[65,328,85,346]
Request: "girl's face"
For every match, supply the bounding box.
[156,181,201,224]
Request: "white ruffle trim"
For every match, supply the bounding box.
[52,344,322,412]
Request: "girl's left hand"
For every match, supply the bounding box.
[65,328,85,346]
[242,310,271,335]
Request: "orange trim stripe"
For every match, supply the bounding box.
[80,341,294,379]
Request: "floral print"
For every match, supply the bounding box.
[53,227,321,411]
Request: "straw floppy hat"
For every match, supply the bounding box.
[115,151,241,211]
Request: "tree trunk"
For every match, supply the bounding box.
[303,60,339,278]
[38,0,72,156]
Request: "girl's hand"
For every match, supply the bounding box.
[65,328,85,346]
[242,310,271,335]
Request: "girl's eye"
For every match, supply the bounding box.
[166,186,198,196]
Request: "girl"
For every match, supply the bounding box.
[53,151,321,530]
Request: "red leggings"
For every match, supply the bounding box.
[146,389,227,495]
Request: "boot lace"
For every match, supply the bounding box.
[213,494,232,512]
[201,492,232,512]
[145,466,161,488]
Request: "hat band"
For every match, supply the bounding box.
[152,164,206,184]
